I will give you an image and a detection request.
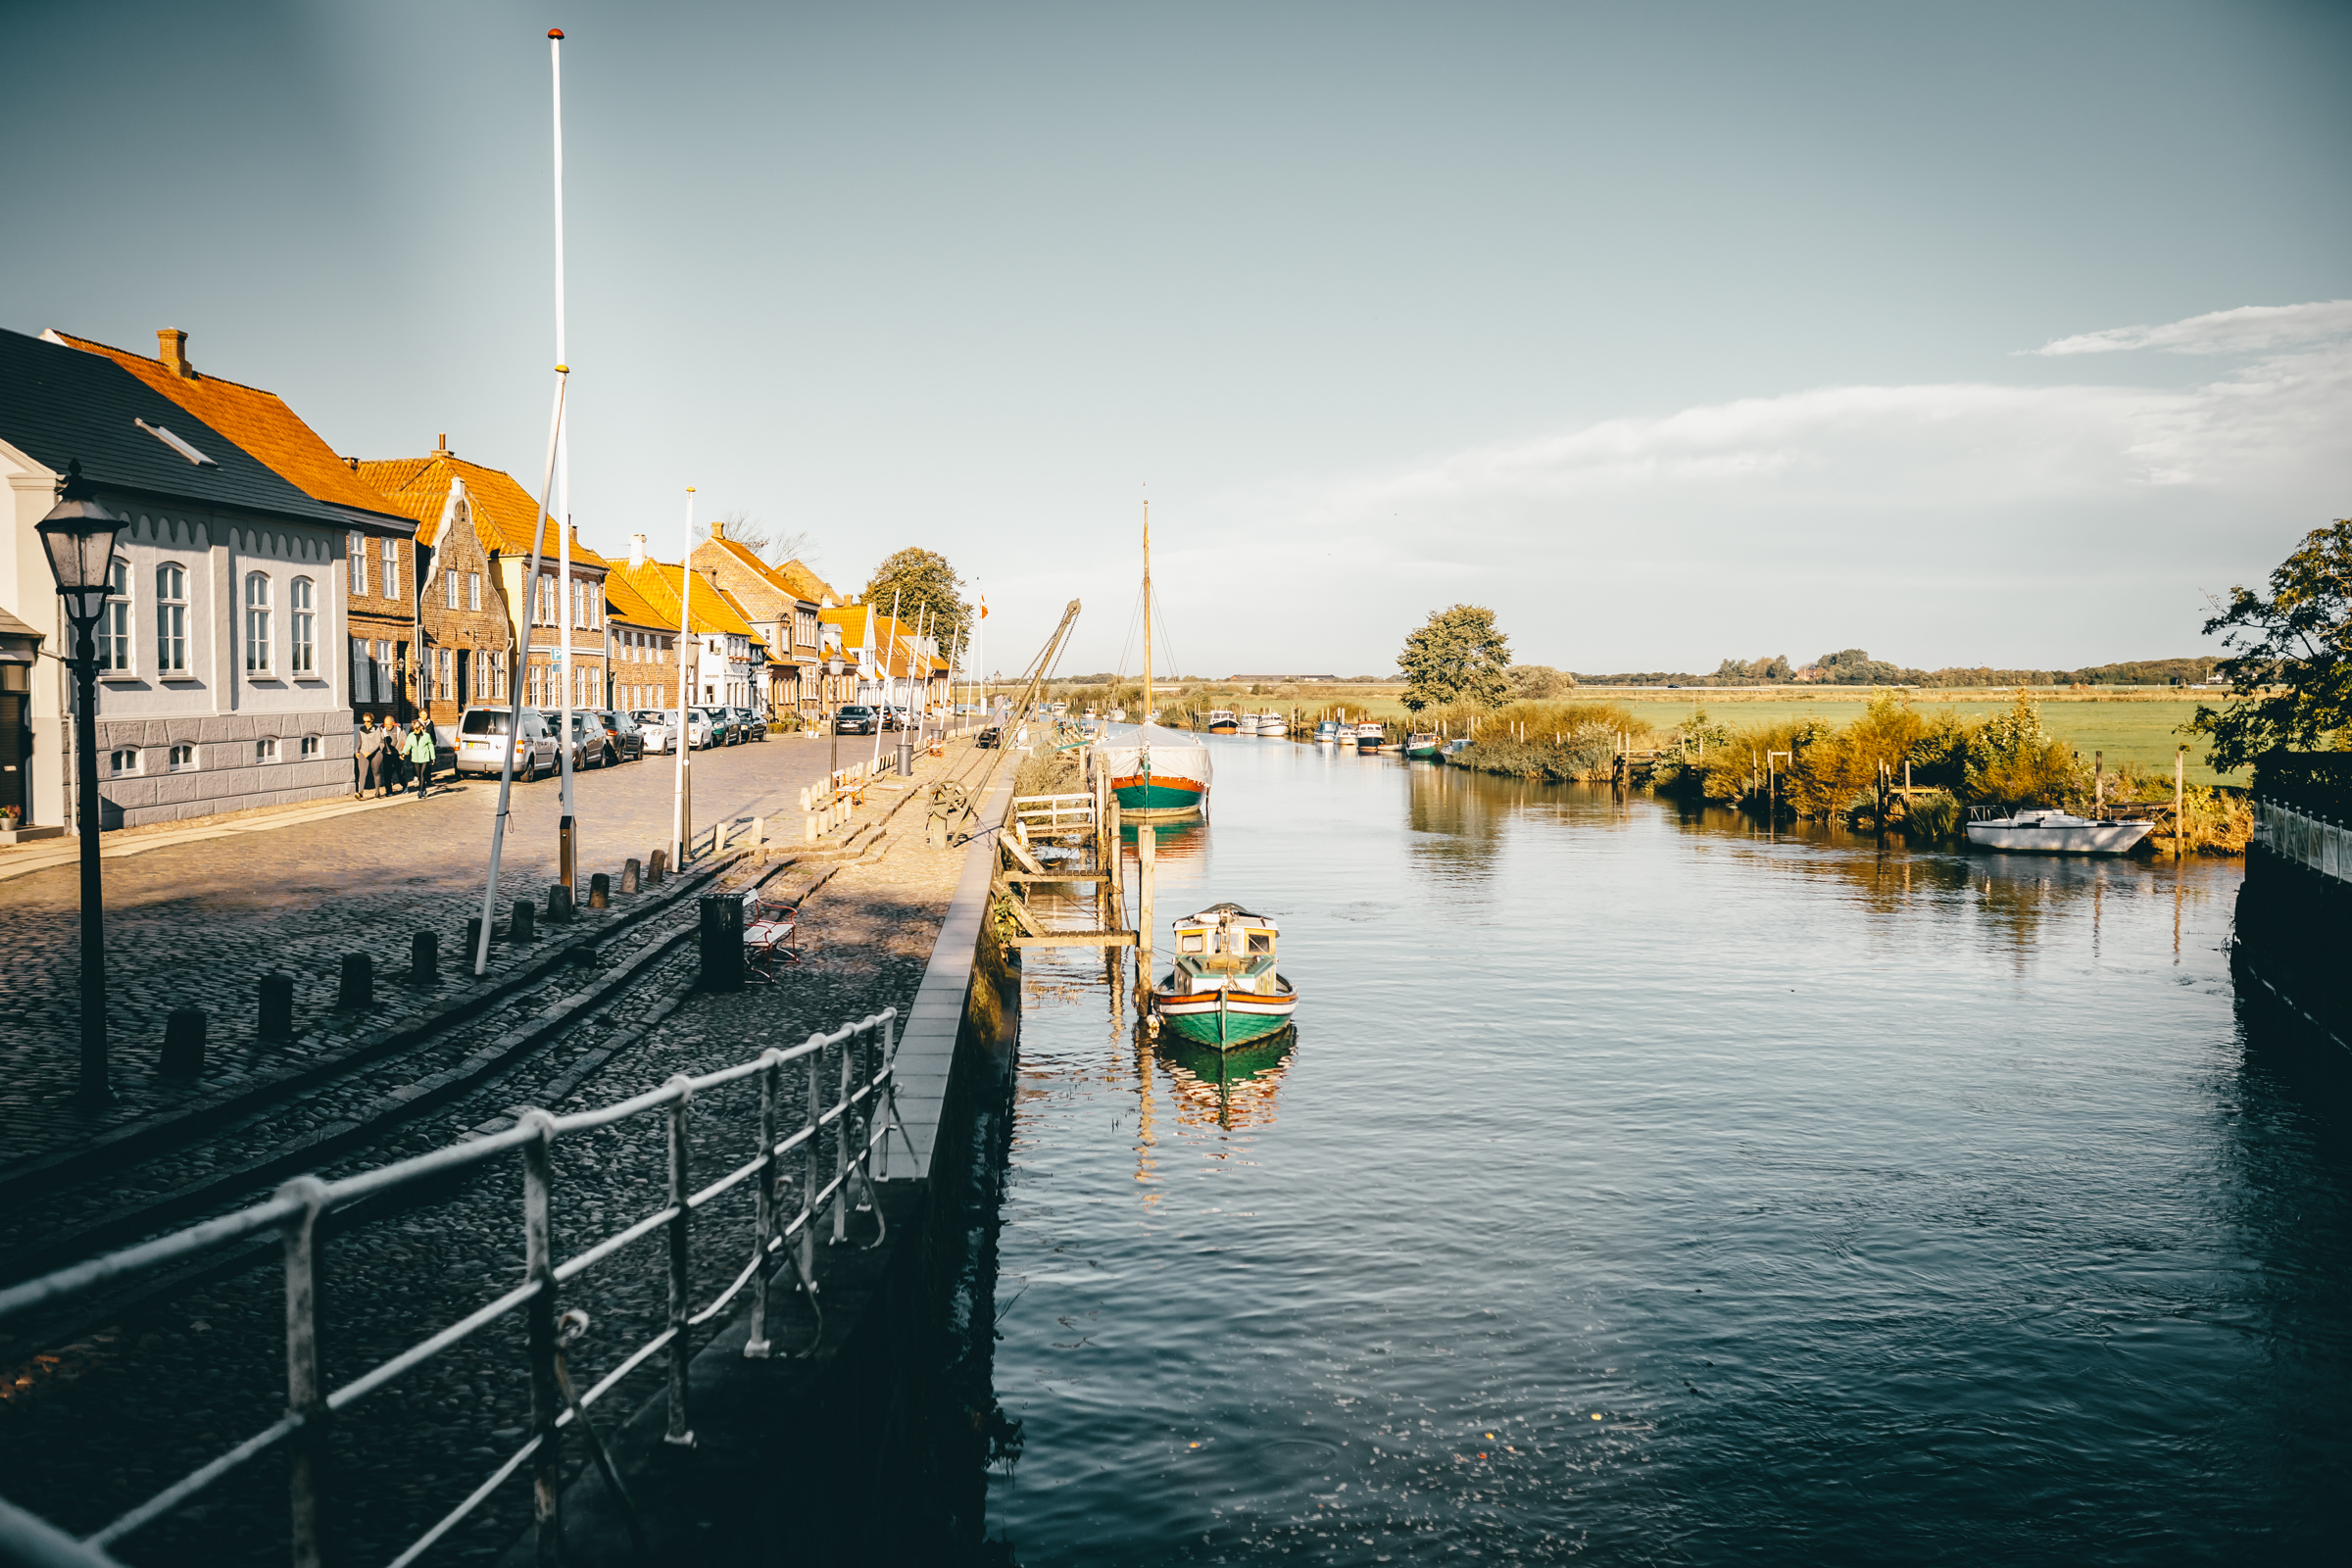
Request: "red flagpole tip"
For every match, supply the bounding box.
[548,27,564,39]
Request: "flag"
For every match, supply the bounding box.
[979,595,988,619]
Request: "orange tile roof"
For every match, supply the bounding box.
[818,606,946,677]
[615,560,758,641]
[46,328,411,525]
[353,453,605,565]
[774,558,842,605]
[602,569,666,629]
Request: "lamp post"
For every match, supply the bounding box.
[38,462,122,1104]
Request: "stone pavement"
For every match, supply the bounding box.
[0,733,1011,1566]
[0,732,968,1175]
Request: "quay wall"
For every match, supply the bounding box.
[2232,756,2351,1050]
[517,779,1020,1565]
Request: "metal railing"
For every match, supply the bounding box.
[0,1008,908,1568]
[2254,798,2350,884]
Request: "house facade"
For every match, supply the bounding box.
[1,329,367,829]
[354,449,523,734]
[47,329,419,729]
[688,523,822,719]
[602,566,680,714]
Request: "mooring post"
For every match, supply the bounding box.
[1137,824,1155,1011]
[2175,746,2185,858]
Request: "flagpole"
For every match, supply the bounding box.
[475,369,567,976]
[550,26,577,894]
[672,488,694,868]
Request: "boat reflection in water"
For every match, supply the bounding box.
[1154,1026,1296,1132]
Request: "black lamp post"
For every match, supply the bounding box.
[38,462,122,1104]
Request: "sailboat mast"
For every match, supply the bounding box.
[1133,500,1143,728]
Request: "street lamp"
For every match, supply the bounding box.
[38,461,122,1104]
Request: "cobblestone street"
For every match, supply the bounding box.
[0,732,960,1172]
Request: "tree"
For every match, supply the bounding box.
[1508,663,1575,699]
[1398,605,1512,711]
[2191,519,2352,770]
[863,547,970,647]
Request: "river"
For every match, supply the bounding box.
[969,735,2349,1564]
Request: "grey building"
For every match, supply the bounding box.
[1,328,388,828]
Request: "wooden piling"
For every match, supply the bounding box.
[1136,825,1155,1011]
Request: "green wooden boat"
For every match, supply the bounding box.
[1149,903,1298,1049]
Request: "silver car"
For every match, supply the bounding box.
[454,707,560,780]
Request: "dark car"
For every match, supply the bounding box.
[728,706,766,741]
[835,704,878,735]
[880,705,905,731]
[975,725,1002,749]
[593,709,645,763]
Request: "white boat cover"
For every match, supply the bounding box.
[1093,722,1215,788]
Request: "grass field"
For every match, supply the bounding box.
[1028,681,2241,787]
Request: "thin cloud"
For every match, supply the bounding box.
[2032,299,2352,357]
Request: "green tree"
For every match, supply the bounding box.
[1965,693,2082,808]
[2190,519,2352,770]
[862,548,970,648]
[1399,605,1512,711]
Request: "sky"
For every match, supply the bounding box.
[6,0,2349,678]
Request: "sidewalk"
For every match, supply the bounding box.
[0,784,475,884]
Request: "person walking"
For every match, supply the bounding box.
[355,713,386,799]
[403,716,438,799]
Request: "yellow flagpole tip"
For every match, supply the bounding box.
[554,364,568,373]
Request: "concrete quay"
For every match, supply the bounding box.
[0,737,1015,1566]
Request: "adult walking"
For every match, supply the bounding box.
[403,716,438,799]
[356,713,387,799]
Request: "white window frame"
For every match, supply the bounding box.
[381,538,400,602]
[169,744,196,771]
[155,562,188,674]
[244,572,272,673]
[300,735,320,759]
[108,747,140,776]
[256,738,281,763]
[349,532,368,596]
[467,571,481,612]
[445,568,460,611]
[290,577,317,675]
[98,557,132,675]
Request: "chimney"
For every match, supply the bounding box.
[433,432,452,458]
[345,457,359,470]
[710,518,725,541]
[629,533,647,567]
[157,328,195,378]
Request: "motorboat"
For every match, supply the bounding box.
[1205,710,1241,734]
[1251,710,1287,737]
[1353,721,1386,753]
[1403,732,1439,759]
[1312,718,1344,745]
[1149,903,1298,1049]
[1964,808,2155,855]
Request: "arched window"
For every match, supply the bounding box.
[244,572,271,672]
[101,557,130,672]
[290,577,316,674]
[156,563,188,673]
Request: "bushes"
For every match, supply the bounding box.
[1440,699,1649,781]
[1012,745,1081,797]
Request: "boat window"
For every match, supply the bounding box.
[1179,932,1204,955]
[1247,930,1273,955]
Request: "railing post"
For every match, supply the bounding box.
[833,1037,851,1243]
[520,1109,563,1565]
[664,1076,696,1446]
[874,1010,897,1181]
[746,1051,781,1359]
[802,1033,823,1284]
[280,1174,330,1568]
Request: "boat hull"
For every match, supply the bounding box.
[1965,820,2155,855]
[1152,982,1297,1048]
[1111,772,1207,816]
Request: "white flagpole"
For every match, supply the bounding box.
[550,27,577,886]
[475,369,567,976]
[876,588,900,771]
[672,488,694,868]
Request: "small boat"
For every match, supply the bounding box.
[1353,721,1386,753]
[1312,718,1343,745]
[1252,711,1287,737]
[1441,737,1470,758]
[1205,710,1241,734]
[1108,707,1126,722]
[1403,732,1438,759]
[1095,502,1212,818]
[1150,903,1298,1049]
[1964,808,2155,855]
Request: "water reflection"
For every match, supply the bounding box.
[1154,1027,1295,1133]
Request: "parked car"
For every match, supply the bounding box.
[834,704,878,735]
[593,709,645,764]
[555,710,604,770]
[632,709,710,754]
[880,705,905,731]
[454,706,559,780]
[692,706,737,747]
[732,706,767,741]
[975,725,1002,749]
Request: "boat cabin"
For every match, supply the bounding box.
[1168,903,1281,994]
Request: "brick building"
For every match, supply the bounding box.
[687,521,824,719]
[353,444,523,734]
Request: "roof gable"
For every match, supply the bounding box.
[46,329,411,526]
[0,329,365,528]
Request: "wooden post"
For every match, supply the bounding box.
[2174,746,2184,859]
[1136,825,1155,1011]
[2093,750,2103,816]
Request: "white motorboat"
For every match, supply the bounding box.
[1965,809,2155,855]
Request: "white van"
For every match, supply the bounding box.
[455,707,561,780]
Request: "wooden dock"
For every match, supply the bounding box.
[995,770,1141,956]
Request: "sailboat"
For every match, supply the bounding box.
[1092,502,1211,818]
